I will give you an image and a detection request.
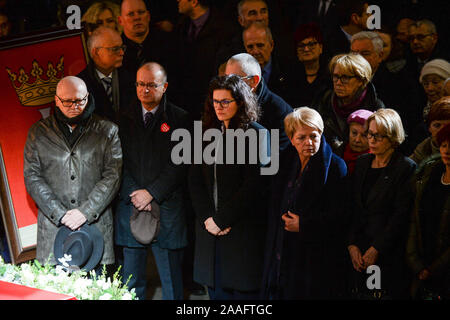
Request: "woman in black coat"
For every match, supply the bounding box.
[188,75,270,300]
[347,109,417,299]
[290,22,331,107]
[261,107,348,300]
[406,124,450,300]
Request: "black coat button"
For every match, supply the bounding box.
[71,175,75,180]
[71,199,75,204]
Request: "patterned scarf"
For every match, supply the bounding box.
[332,87,368,119]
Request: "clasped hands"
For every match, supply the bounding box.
[61,189,155,231]
[204,217,231,236]
[282,211,299,232]
[348,245,379,272]
[61,208,87,231]
[130,189,153,211]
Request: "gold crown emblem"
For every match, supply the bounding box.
[6,56,64,107]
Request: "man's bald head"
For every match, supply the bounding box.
[55,76,89,119]
[137,62,167,83]
[56,76,88,96]
[136,62,168,110]
[243,22,274,68]
[119,0,150,41]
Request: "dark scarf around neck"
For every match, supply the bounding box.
[54,94,96,126]
[332,86,367,119]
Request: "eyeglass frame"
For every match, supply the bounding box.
[366,131,388,142]
[212,99,236,109]
[408,33,434,42]
[96,45,127,54]
[56,93,89,108]
[297,41,319,51]
[135,81,166,90]
[332,74,357,85]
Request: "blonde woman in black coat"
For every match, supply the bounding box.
[261,107,348,300]
[347,108,416,299]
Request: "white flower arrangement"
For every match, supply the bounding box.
[0,255,137,300]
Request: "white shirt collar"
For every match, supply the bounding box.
[95,68,112,80]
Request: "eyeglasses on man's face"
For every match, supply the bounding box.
[135,81,165,89]
[97,45,126,54]
[212,99,235,108]
[238,75,254,81]
[297,41,319,51]
[366,131,387,142]
[408,33,433,42]
[332,74,356,84]
[56,93,88,108]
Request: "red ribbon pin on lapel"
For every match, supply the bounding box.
[160,122,170,132]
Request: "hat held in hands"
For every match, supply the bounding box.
[54,224,104,272]
[130,201,160,245]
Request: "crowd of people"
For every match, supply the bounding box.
[1,0,449,300]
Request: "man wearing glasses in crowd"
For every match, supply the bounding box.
[224,53,292,151]
[78,26,134,123]
[407,20,448,76]
[115,62,190,300]
[24,76,122,275]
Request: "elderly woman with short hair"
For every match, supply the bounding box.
[406,123,450,300]
[291,22,330,106]
[410,97,450,165]
[347,108,416,299]
[343,109,373,175]
[313,53,384,156]
[261,107,348,299]
[419,59,450,122]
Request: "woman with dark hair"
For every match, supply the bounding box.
[261,107,348,299]
[410,97,450,165]
[291,22,330,106]
[406,123,450,300]
[189,74,270,300]
[347,108,416,299]
[201,75,259,131]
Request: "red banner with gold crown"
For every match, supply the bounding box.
[0,27,88,264]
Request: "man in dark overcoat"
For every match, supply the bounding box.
[115,62,189,300]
